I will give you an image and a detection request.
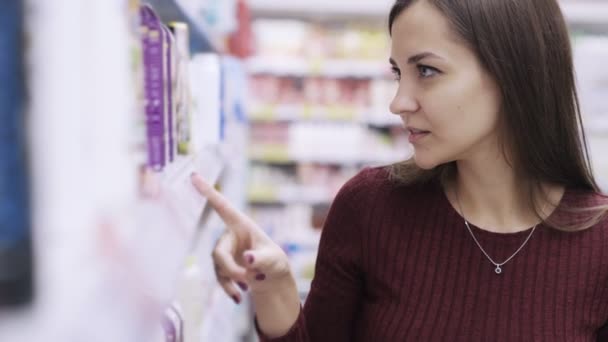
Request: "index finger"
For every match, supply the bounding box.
[191,173,250,228]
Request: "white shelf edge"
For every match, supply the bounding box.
[123,145,225,307]
[248,103,403,127]
[248,186,333,205]
[159,145,225,238]
[249,0,394,19]
[246,57,389,78]
[250,154,404,165]
[250,0,608,27]
[249,114,403,127]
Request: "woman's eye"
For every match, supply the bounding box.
[391,67,401,81]
[418,65,439,78]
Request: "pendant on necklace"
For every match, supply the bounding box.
[495,265,502,274]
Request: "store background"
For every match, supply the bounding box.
[0,0,606,341]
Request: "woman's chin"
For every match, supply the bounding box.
[412,153,441,170]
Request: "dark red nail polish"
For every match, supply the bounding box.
[255,273,266,281]
[246,254,255,265]
[232,295,240,304]
[238,282,248,291]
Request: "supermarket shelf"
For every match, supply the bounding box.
[250,0,608,28]
[250,104,360,122]
[246,56,389,78]
[248,185,333,205]
[156,145,224,240]
[249,151,404,166]
[249,105,403,127]
[249,0,394,19]
[146,0,218,53]
[125,145,225,304]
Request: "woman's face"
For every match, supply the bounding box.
[389,0,503,170]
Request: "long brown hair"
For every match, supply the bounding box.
[387,0,608,231]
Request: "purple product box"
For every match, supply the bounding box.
[140,4,167,171]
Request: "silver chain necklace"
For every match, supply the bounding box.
[455,188,538,275]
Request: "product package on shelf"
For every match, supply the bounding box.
[168,22,193,155]
[0,0,32,307]
[141,4,168,171]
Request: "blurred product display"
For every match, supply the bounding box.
[0,0,605,341]
[244,17,410,292]
[0,0,250,341]
[0,0,33,307]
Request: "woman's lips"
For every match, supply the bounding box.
[407,129,430,143]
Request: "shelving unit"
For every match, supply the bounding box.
[248,104,403,127]
[131,147,226,294]
[244,4,401,304]
[249,0,608,25]
[0,1,250,341]
[249,0,394,19]
[246,56,389,79]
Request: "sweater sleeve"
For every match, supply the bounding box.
[256,169,370,342]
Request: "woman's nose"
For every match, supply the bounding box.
[389,83,419,115]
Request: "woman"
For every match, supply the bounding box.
[192,0,608,340]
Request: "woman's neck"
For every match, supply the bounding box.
[446,158,564,234]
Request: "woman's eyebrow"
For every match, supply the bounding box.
[408,52,443,64]
[390,52,443,66]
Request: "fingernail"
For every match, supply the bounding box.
[237,282,248,291]
[246,254,255,265]
[255,273,266,281]
[232,295,240,304]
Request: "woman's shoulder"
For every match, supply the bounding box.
[336,166,441,207]
[556,188,608,232]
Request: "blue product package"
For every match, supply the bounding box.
[0,0,33,306]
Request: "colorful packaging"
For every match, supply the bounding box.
[140,4,167,171]
[0,0,33,306]
[168,22,193,155]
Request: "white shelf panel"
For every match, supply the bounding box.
[250,0,608,27]
[250,153,403,166]
[248,185,333,205]
[124,145,225,304]
[246,56,389,79]
[249,104,403,127]
[249,0,394,19]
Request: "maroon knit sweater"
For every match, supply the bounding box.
[258,167,608,341]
